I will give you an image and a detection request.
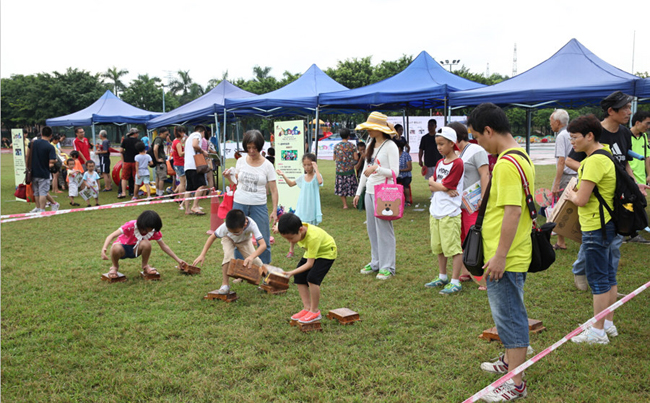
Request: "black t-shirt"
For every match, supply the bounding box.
[121,136,140,163]
[101,139,111,161]
[31,138,56,179]
[419,134,442,167]
[601,124,632,166]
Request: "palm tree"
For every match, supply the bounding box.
[169,70,193,97]
[102,66,129,97]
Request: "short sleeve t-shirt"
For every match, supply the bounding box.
[74,137,91,162]
[460,143,488,189]
[601,124,632,166]
[296,223,337,260]
[419,134,443,167]
[152,136,166,163]
[183,132,203,171]
[101,139,111,161]
[121,136,140,163]
[555,129,577,175]
[214,217,263,244]
[233,157,277,205]
[116,220,162,246]
[577,146,616,231]
[630,133,649,184]
[482,148,535,273]
[430,158,464,219]
[135,154,152,177]
[399,151,412,178]
[31,139,56,179]
[82,171,100,187]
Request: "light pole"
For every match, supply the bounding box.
[440,59,460,72]
[161,84,166,112]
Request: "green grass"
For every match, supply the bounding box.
[2,153,650,402]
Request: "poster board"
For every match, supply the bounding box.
[274,120,304,213]
[12,128,27,202]
[387,116,466,153]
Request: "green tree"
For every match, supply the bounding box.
[121,74,164,112]
[169,70,204,104]
[325,57,374,89]
[372,54,413,82]
[102,66,129,97]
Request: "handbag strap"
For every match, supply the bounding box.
[500,150,537,220]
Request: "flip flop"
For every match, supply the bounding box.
[459,275,472,282]
[143,267,159,275]
[552,244,567,250]
[191,210,206,215]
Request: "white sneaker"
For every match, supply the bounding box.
[29,207,40,213]
[480,379,527,402]
[216,285,230,295]
[571,328,609,344]
[605,325,618,337]
[50,202,60,212]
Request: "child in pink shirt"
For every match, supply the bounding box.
[101,210,185,278]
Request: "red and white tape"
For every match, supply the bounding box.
[464,279,650,403]
[1,191,222,224]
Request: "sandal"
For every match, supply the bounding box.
[108,267,119,279]
[117,194,126,199]
[143,267,159,275]
[286,251,294,258]
[70,202,80,206]
[459,275,472,282]
[190,210,206,215]
[552,244,567,250]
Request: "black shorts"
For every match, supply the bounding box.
[294,258,335,286]
[185,169,206,191]
[100,156,111,174]
[396,176,412,187]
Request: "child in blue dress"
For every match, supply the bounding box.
[276,153,323,257]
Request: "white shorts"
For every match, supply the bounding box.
[68,181,79,197]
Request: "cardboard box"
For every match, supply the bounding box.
[548,177,582,243]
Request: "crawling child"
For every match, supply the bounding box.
[101,210,186,278]
[193,209,267,294]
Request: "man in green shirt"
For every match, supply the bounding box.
[629,111,650,185]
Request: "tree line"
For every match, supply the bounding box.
[2,56,648,137]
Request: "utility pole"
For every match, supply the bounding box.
[512,43,518,77]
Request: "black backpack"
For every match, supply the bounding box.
[592,149,648,237]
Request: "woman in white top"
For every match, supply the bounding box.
[353,112,400,280]
[224,130,278,263]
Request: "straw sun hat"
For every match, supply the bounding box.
[355,111,397,137]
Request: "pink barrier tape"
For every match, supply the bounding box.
[464,279,650,403]
[0,191,223,224]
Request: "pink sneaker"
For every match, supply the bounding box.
[290,309,309,321]
[298,310,322,324]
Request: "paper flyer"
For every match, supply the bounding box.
[274,120,304,213]
[461,180,482,213]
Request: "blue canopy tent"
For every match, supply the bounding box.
[448,39,641,152]
[224,64,348,157]
[319,50,484,111]
[46,90,161,145]
[146,80,255,129]
[636,78,650,102]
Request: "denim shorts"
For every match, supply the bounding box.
[486,271,529,349]
[582,220,618,295]
[173,165,185,177]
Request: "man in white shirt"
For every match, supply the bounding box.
[550,109,575,250]
[183,125,210,215]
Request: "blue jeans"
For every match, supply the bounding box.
[582,221,618,295]
[232,201,271,264]
[573,226,622,277]
[486,271,529,349]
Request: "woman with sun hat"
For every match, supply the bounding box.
[353,112,400,280]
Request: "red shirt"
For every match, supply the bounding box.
[74,137,91,163]
[171,138,185,166]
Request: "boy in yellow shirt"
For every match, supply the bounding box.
[277,213,337,324]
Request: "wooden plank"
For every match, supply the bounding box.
[204,290,238,302]
[101,272,127,283]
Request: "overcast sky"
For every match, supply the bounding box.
[2,0,648,89]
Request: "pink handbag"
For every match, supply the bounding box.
[374,171,404,220]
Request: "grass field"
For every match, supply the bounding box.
[2,153,649,402]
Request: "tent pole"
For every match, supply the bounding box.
[314,106,320,159]
[223,110,228,189]
[443,98,448,125]
[526,108,532,155]
[91,124,96,150]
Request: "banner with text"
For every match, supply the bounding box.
[12,128,27,202]
[387,116,466,153]
[274,120,304,213]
